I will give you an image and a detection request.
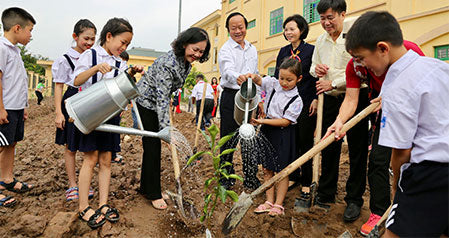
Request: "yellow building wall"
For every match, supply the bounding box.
[192,0,449,79]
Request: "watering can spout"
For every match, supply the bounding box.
[95,124,172,143]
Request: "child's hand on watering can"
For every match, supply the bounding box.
[128,65,144,76]
[96,63,112,74]
[250,117,263,125]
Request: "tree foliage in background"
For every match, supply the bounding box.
[19,43,48,76]
[183,67,200,91]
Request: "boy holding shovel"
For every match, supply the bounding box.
[345,11,448,237]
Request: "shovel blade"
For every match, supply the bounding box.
[338,230,353,238]
[221,192,253,235]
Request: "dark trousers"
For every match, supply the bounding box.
[368,110,392,215]
[318,89,369,207]
[35,91,43,105]
[195,98,214,129]
[137,103,162,200]
[219,89,239,180]
[290,105,316,187]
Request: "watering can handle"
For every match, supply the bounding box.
[247,78,252,98]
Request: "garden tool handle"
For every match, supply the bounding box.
[251,101,380,197]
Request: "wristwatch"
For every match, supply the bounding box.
[331,80,337,90]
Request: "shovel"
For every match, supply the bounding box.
[167,108,187,218]
[366,204,392,238]
[193,82,208,153]
[222,102,380,235]
[310,91,324,205]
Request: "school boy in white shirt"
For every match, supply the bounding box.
[345,11,448,237]
[0,8,36,206]
[218,12,259,190]
[190,74,216,129]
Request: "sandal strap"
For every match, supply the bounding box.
[273,204,284,211]
[65,187,78,194]
[0,178,18,189]
[79,206,93,217]
[99,204,111,212]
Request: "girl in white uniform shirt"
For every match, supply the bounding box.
[72,18,143,229]
[53,19,96,203]
[248,57,303,216]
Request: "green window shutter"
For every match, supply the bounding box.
[248,19,256,29]
[304,0,320,23]
[435,45,449,61]
[270,7,284,35]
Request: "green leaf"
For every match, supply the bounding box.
[200,129,212,148]
[204,178,215,190]
[228,174,243,181]
[187,151,206,165]
[218,185,227,203]
[220,161,233,169]
[200,215,206,222]
[204,193,212,204]
[214,132,236,153]
[207,124,219,147]
[226,190,239,202]
[219,148,238,157]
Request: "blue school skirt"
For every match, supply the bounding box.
[259,124,296,172]
[55,86,81,151]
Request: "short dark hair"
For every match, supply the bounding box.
[1,7,36,31]
[279,58,302,78]
[346,11,403,52]
[196,74,204,80]
[119,51,129,61]
[99,18,133,46]
[73,19,96,36]
[225,12,248,32]
[317,0,347,14]
[171,27,211,63]
[283,14,309,41]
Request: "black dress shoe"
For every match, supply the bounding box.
[343,203,361,222]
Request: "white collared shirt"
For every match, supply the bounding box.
[261,76,303,124]
[191,80,214,100]
[72,45,127,89]
[52,48,80,86]
[379,50,449,164]
[310,32,351,96]
[0,37,28,109]
[218,38,258,90]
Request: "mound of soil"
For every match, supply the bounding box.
[0,97,374,237]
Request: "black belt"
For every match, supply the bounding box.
[223,87,239,93]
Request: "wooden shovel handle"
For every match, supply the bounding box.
[169,108,180,179]
[194,82,208,148]
[312,93,324,184]
[251,102,380,197]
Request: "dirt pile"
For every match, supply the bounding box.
[0,97,372,237]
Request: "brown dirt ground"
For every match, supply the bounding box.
[0,97,376,238]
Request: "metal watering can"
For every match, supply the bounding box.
[234,78,258,139]
[65,68,171,143]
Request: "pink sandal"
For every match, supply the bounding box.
[269,204,285,216]
[254,201,273,213]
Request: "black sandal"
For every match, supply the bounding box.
[0,178,32,193]
[0,191,17,207]
[98,204,120,222]
[78,206,106,229]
